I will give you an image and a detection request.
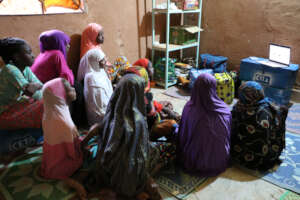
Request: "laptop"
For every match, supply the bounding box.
[258,43,291,68]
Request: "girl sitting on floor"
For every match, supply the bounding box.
[31,30,74,85]
[78,23,112,82]
[231,81,288,171]
[40,78,86,200]
[0,37,44,153]
[81,49,113,126]
[81,74,177,200]
[31,29,85,126]
[177,73,232,176]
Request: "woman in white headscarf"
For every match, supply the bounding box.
[79,49,113,126]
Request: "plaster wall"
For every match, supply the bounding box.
[0,0,299,82]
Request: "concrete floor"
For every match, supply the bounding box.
[151,87,288,200]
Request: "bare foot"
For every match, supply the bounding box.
[145,178,162,200]
[64,178,87,200]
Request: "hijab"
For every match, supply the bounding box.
[81,49,113,125]
[124,66,150,92]
[177,73,231,176]
[189,73,231,114]
[133,58,149,69]
[235,81,267,112]
[96,74,150,197]
[80,23,103,58]
[77,48,106,82]
[39,30,70,59]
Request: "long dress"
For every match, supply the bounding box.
[77,49,113,126]
[231,81,287,171]
[88,74,176,198]
[177,73,232,177]
[0,64,43,129]
[41,78,83,180]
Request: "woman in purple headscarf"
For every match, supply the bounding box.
[31,30,74,85]
[177,73,232,177]
[31,30,86,126]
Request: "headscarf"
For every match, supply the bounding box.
[133,58,154,81]
[80,23,103,58]
[96,74,150,197]
[231,81,287,171]
[77,48,106,82]
[39,30,70,59]
[133,58,149,69]
[124,66,150,92]
[190,73,231,114]
[42,78,77,145]
[82,49,113,125]
[235,81,266,111]
[177,73,231,176]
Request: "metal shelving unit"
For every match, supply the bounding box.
[151,0,203,89]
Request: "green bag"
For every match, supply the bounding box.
[154,58,177,85]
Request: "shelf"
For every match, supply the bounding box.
[151,0,203,89]
[153,42,199,52]
[152,8,201,14]
[155,80,177,88]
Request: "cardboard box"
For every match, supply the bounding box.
[172,0,199,10]
[170,26,201,45]
[239,57,299,89]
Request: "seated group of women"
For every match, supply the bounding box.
[0,22,288,200]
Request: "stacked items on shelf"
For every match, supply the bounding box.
[151,0,203,89]
[239,57,299,105]
[171,0,199,10]
[154,58,178,87]
[174,62,192,79]
[170,26,202,45]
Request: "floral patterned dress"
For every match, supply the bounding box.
[231,81,288,171]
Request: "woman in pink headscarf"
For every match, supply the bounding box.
[78,23,112,82]
[40,78,86,199]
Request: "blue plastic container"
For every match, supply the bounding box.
[261,84,292,105]
[239,57,299,89]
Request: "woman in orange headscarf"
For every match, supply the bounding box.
[80,23,104,58]
[78,23,112,82]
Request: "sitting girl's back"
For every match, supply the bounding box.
[41,78,82,179]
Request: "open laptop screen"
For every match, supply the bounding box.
[269,43,291,65]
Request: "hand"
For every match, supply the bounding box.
[26,82,42,94]
[81,123,101,150]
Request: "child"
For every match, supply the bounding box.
[40,78,86,200]
[81,49,113,126]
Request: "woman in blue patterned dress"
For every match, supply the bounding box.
[231,81,288,171]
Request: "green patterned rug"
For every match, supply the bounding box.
[155,162,207,200]
[0,147,207,200]
[280,191,300,200]
[0,147,76,200]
